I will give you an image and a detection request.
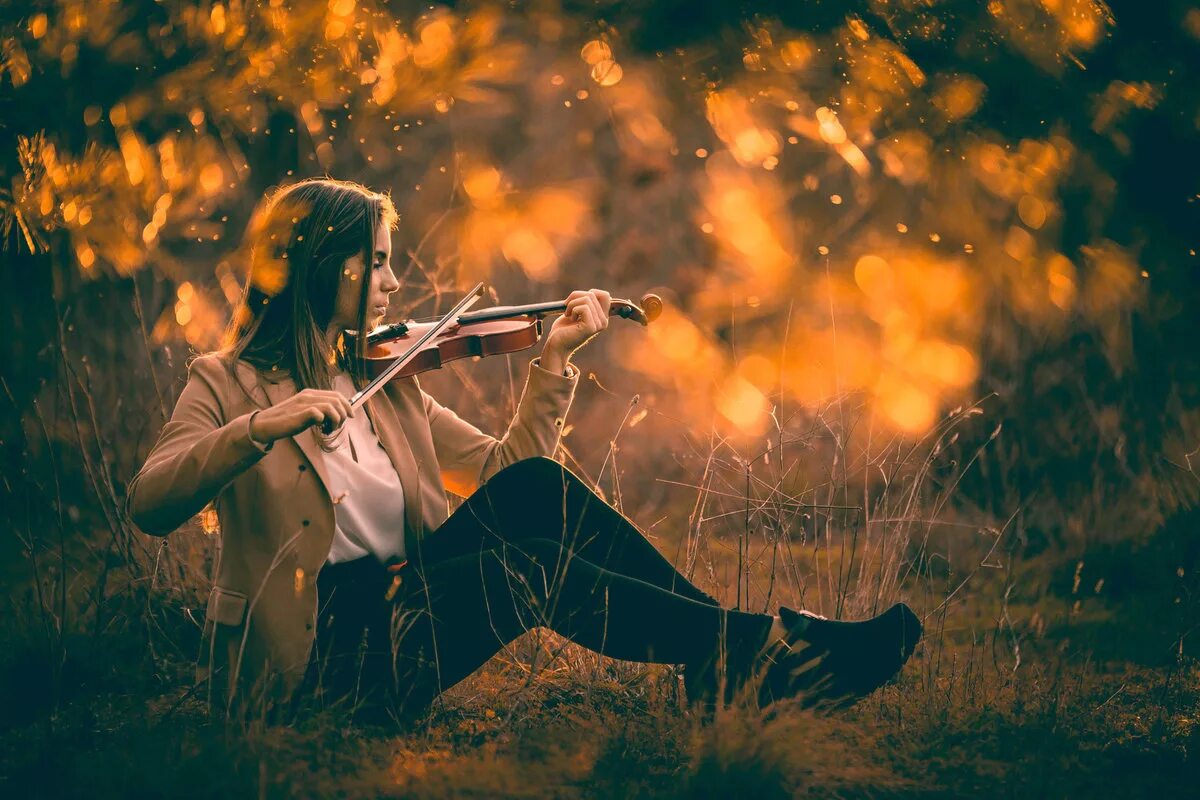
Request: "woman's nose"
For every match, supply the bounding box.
[382,265,400,292]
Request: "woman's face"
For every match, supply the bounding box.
[331,221,399,332]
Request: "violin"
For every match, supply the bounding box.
[359,291,663,379]
[324,284,662,433]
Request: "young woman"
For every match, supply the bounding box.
[125,178,921,722]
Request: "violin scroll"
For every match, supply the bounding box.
[610,293,662,326]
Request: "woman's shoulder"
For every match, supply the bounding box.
[192,349,292,375]
[187,351,254,379]
[185,352,280,404]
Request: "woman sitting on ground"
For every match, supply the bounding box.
[125,177,922,722]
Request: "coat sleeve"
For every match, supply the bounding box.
[424,357,579,497]
[125,355,273,536]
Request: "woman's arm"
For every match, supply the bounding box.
[124,355,274,536]
[423,357,579,497]
[421,289,610,495]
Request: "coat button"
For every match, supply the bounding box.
[302,519,310,526]
[298,464,307,472]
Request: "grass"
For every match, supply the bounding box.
[2,365,1197,798]
[3,625,1194,797]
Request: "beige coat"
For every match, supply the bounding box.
[125,353,577,710]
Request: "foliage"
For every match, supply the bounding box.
[1,0,1199,796]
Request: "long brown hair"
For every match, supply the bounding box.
[221,178,398,391]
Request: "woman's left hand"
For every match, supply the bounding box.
[540,289,611,373]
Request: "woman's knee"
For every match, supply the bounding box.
[489,457,575,493]
[477,458,588,536]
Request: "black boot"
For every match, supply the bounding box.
[682,643,765,714]
[682,618,776,713]
[758,602,922,709]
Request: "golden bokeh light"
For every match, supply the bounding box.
[706,90,781,167]
[714,373,771,436]
[580,39,612,65]
[501,228,558,279]
[877,373,937,434]
[1,0,1159,443]
[462,165,503,206]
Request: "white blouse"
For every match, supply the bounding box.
[322,373,407,566]
[243,360,573,565]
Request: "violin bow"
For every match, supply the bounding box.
[457,293,663,326]
[321,282,485,434]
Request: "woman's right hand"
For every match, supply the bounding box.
[248,389,353,444]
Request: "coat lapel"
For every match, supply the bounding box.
[363,392,424,539]
[259,375,334,501]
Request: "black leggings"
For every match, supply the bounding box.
[304,457,773,716]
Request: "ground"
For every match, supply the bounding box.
[2,505,1196,798]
